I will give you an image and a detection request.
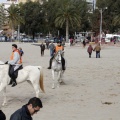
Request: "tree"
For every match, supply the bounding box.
[20,1,43,39]
[95,0,120,33]
[0,4,5,30]
[5,4,23,38]
[54,0,81,42]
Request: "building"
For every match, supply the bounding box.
[86,0,96,13]
[18,0,43,3]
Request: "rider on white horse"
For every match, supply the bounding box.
[47,41,65,70]
[5,44,23,87]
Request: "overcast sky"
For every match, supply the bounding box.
[0,0,7,3]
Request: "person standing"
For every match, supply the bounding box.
[10,97,43,120]
[48,41,55,57]
[82,39,86,48]
[46,41,49,49]
[5,44,23,87]
[87,44,93,58]
[40,42,45,56]
[94,43,101,58]
[70,38,73,46]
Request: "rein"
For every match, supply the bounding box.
[53,52,62,64]
[54,58,61,63]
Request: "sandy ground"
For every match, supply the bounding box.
[0,42,120,120]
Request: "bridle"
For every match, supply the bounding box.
[53,51,62,64]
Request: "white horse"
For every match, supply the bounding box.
[51,50,65,89]
[0,61,44,106]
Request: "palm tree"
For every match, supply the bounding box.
[0,4,5,30]
[55,0,81,42]
[113,15,120,26]
[5,4,23,39]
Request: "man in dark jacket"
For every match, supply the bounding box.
[40,42,45,56]
[10,97,43,120]
[0,110,6,120]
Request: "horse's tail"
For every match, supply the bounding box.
[39,67,45,93]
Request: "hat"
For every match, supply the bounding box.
[57,40,61,44]
[12,44,17,48]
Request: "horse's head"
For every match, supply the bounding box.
[54,50,62,63]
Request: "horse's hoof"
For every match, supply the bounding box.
[2,103,7,106]
[52,84,55,89]
[52,87,55,89]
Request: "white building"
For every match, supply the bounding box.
[86,0,96,13]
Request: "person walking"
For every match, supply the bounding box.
[94,43,101,58]
[10,97,43,120]
[40,42,45,56]
[48,41,55,57]
[82,39,86,48]
[87,44,93,58]
[5,44,23,87]
[70,38,73,46]
[46,40,49,49]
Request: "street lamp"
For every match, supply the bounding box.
[96,7,107,43]
[18,25,20,42]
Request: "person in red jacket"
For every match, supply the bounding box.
[87,44,93,58]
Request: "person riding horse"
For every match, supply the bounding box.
[47,41,65,70]
[5,44,23,87]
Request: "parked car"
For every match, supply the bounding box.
[20,38,38,42]
[75,36,85,43]
[0,36,7,42]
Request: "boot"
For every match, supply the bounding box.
[11,82,17,87]
[62,65,66,70]
[47,58,52,69]
[8,79,13,85]
[11,79,17,87]
[62,57,65,70]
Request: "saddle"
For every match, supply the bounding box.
[8,65,23,79]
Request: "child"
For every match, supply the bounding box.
[19,47,24,56]
[87,44,93,58]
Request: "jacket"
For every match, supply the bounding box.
[40,44,45,50]
[10,105,32,120]
[87,45,93,53]
[55,45,63,53]
[94,45,101,52]
[0,110,6,120]
[8,49,22,71]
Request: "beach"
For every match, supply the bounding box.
[0,42,120,120]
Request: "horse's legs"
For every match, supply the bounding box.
[56,71,61,88]
[59,71,64,83]
[2,87,7,106]
[0,84,7,106]
[32,83,40,98]
[52,70,55,89]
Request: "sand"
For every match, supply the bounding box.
[0,42,120,120]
